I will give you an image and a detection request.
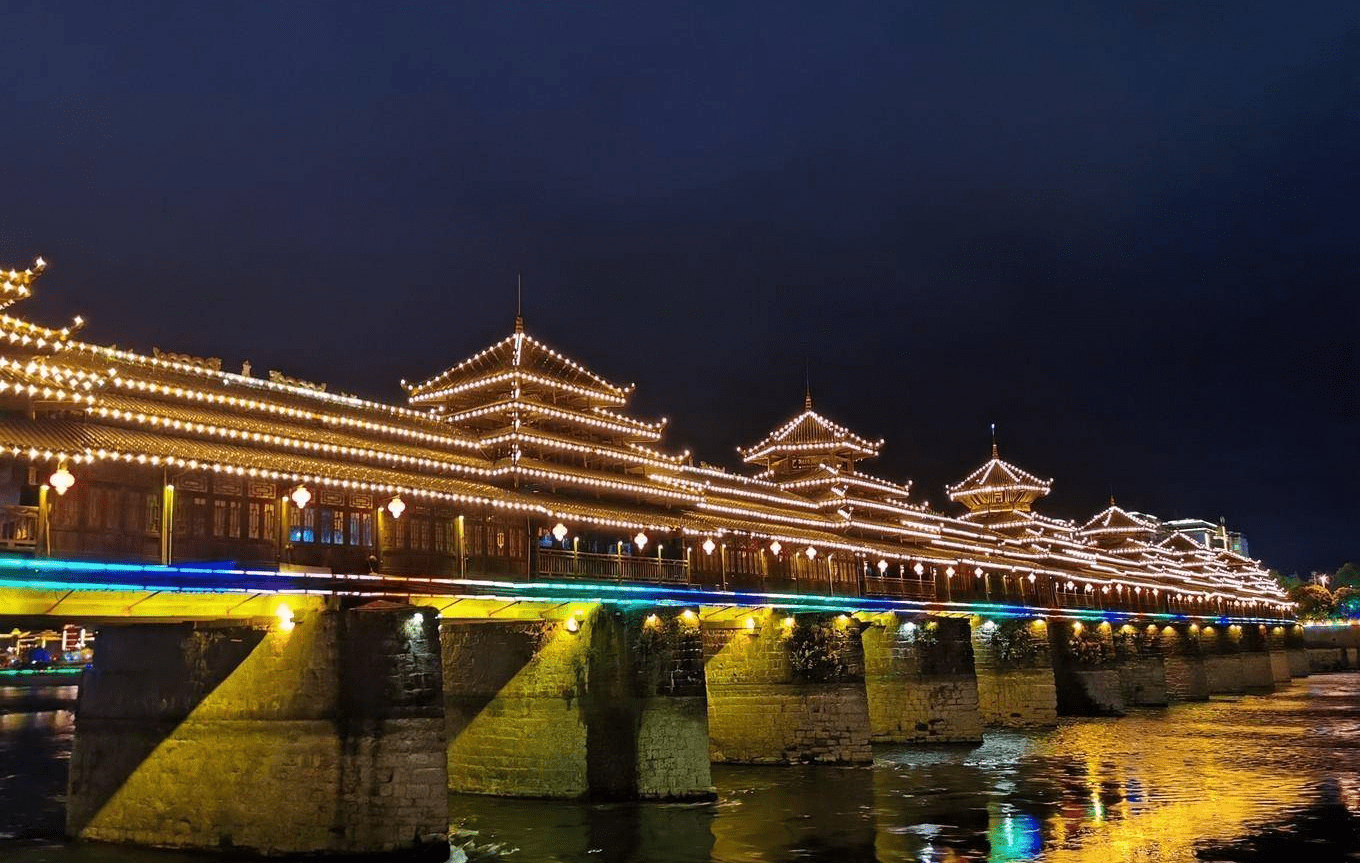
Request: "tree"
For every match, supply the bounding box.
[1333,586,1360,619]
[1287,584,1334,621]
[1270,569,1302,590]
[1333,562,1360,589]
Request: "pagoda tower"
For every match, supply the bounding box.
[403,312,687,499]
[1078,498,1158,551]
[945,441,1053,531]
[737,388,883,481]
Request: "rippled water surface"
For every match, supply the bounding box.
[2,677,1358,862]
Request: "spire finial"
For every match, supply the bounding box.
[514,272,524,333]
[804,361,812,411]
[990,422,998,458]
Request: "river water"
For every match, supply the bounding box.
[2,677,1358,862]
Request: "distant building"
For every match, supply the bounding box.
[1152,516,1249,557]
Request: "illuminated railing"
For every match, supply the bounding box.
[536,547,690,585]
[862,575,937,600]
[0,505,37,551]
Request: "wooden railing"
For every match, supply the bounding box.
[536,548,691,585]
[862,575,937,600]
[0,505,37,551]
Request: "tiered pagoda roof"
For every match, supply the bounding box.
[0,259,1291,617]
[1079,499,1159,547]
[945,442,1053,531]
[738,392,883,477]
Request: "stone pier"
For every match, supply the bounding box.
[1159,624,1209,702]
[1302,623,1360,673]
[704,611,871,764]
[1265,625,1292,685]
[1239,625,1276,692]
[861,615,982,743]
[970,617,1058,727]
[1113,623,1169,707]
[67,605,448,856]
[1202,625,1247,694]
[1284,625,1309,677]
[1050,620,1124,716]
[442,606,712,800]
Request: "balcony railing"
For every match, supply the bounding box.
[0,505,37,551]
[862,575,937,600]
[536,547,691,585]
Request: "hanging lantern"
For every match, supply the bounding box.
[769,540,782,556]
[945,566,956,578]
[552,522,569,542]
[702,538,716,555]
[48,463,75,496]
[290,485,311,509]
[633,532,648,550]
[804,546,817,560]
[877,559,889,574]
[386,496,406,519]
[914,562,925,576]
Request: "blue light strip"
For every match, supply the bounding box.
[0,555,1294,625]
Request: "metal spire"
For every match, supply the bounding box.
[990,422,998,458]
[514,272,524,333]
[804,361,812,410]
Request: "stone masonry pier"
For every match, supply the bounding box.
[704,611,872,764]
[1050,620,1124,716]
[441,606,712,800]
[66,605,447,857]
[970,617,1058,727]
[861,615,982,743]
[1160,623,1210,702]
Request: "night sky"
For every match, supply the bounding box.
[4,3,1357,574]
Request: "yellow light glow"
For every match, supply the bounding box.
[48,463,74,496]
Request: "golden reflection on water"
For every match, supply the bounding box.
[709,678,1358,863]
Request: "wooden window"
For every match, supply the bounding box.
[146,493,161,534]
[228,500,241,538]
[289,506,316,543]
[263,502,276,541]
[248,502,262,539]
[319,508,344,545]
[348,512,372,547]
[434,518,453,554]
[212,500,227,537]
[191,497,207,537]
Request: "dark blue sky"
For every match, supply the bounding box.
[4,2,1357,573]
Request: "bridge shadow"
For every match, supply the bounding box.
[67,623,267,835]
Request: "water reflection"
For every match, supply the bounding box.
[1,678,1358,861]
